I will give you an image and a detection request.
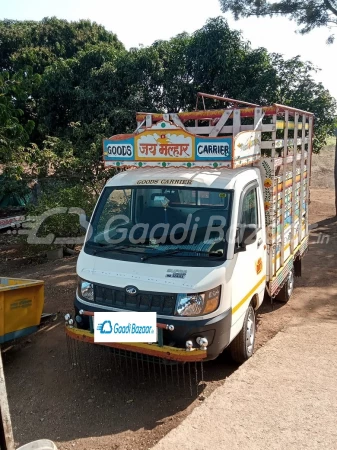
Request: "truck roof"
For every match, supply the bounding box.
[105,167,258,190]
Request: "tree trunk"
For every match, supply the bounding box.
[0,352,15,450]
[335,136,337,216]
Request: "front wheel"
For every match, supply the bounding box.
[230,304,256,364]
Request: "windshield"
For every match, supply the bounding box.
[85,185,233,265]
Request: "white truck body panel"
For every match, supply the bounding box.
[78,167,266,337]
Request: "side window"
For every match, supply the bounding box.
[241,188,258,227]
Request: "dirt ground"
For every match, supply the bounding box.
[1,147,336,450]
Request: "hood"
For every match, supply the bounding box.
[77,250,228,293]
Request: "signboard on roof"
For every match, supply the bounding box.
[135,128,193,161]
[195,138,231,160]
[103,121,235,169]
[233,131,261,167]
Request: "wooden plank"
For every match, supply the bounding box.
[137,106,313,125]
[280,110,289,266]
[146,114,152,128]
[302,116,313,238]
[135,119,146,134]
[170,113,186,130]
[254,108,264,130]
[299,115,306,243]
[209,110,232,137]
[291,113,299,253]
[0,353,15,450]
[271,114,277,158]
[186,126,225,135]
[263,123,276,133]
[306,116,313,236]
[136,106,278,123]
[261,137,309,150]
[182,122,307,135]
[273,103,314,116]
[276,120,309,131]
[267,153,307,167]
[185,123,277,135]
[233,109,241,136]
[197,92,259,107]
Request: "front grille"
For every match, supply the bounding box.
[94,283,176,316]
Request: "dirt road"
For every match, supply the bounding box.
[153,320,337,450]
[1,155,336,449]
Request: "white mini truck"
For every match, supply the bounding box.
[72,94,312,363]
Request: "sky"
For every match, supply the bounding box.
[1,0,336,99]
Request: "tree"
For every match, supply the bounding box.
[1,16,336,218]
[218,1,337,211]
[335,129,337,215]
[0,70,37,203]
[0,18,125,147]
[1,74,28,159]
[0,17,124,73]
[218,0,337,43]
[186,18,277,106]
[121,18,278,112]
[269,54,336,152]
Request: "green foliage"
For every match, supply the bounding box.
[28,182,98,242]
[219,0,337,43]
[326,135,336,146]
[0,18,124,148]
[0,17,124,73]
[0,15,336,222]
[270,54,337,151]
[0,165,30,202]
[0,70,36,163]
[186,18,277,105]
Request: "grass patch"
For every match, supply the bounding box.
[325,136,336,147]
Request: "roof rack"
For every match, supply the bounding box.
[103,93,313,170]
[196,92,260,110]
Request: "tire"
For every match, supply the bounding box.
[275,268,294,303]
[230,304,256,364]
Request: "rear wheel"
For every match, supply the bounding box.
[275,268,294,303]
[230,304,256,363]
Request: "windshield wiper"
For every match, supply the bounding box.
[140,249,184,262]
[90,243,223,259]
[92,244,146,256]
[140,248,222,262]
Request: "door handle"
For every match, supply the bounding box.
[257,238,263,248]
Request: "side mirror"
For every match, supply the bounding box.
[236,224,258,252]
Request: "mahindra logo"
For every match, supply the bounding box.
[125,286,138,296]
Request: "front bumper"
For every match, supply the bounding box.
[74,297,231,361]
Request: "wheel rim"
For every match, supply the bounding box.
[246,307,255,356]
[287,270,294,298]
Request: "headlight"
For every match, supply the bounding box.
[175,286,221,317]
[78,278,94,302]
